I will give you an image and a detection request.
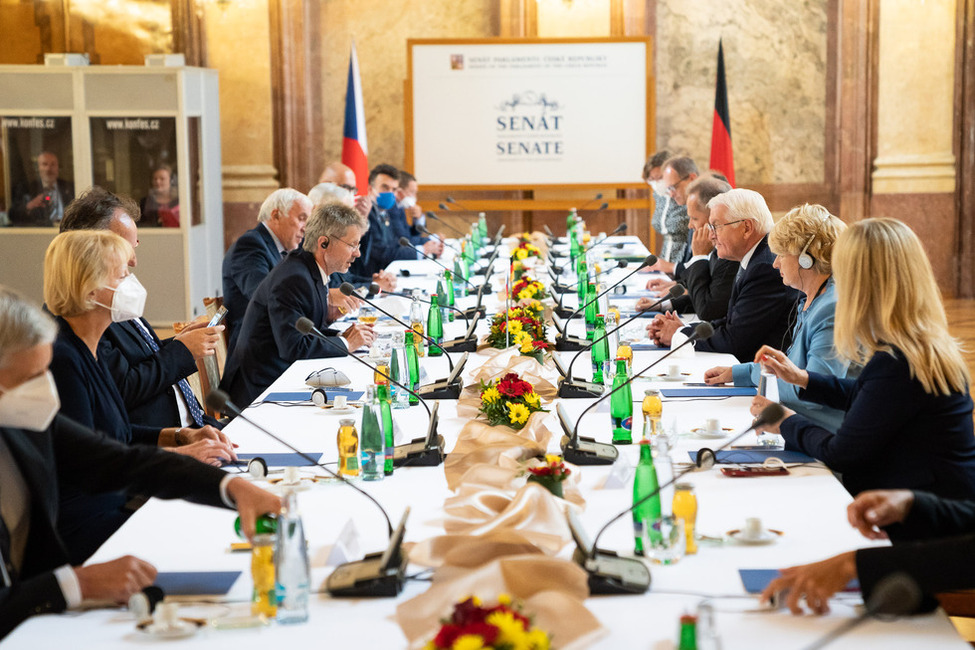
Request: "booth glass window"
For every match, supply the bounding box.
[89,116,179,228]
[1,116,75,227]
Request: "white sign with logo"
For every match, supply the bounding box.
[408,39,650,187]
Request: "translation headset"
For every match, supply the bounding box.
[797,211,833,270]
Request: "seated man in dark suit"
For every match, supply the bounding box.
[59,187,223,430]
[390,170,443,258]
[650,188,800,362]
[340,164,411,291]
[222,188,312,351]
[0,286,281,640]
[9,151,74,226]
[637,175,737,322]
[221,203,377,407]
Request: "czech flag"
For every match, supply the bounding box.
[709,40,735,187]
[342,41,369,192]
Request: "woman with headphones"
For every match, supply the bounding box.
[753,218,975,508]
[704,204,852,431]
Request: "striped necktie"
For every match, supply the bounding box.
[131,321,206,427]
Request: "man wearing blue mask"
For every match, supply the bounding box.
[339,164,414,288]
[390,171,443,259]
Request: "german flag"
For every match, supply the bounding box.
[709,40,735,187]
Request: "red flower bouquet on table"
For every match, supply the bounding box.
[425,595,550,650]
[524,455,571,498]
[511,275,547,302]
[485,304,548,352]
[478,372,546,431]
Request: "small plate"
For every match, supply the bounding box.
[325,406,355,415]
[727,528,783,545]
[690,426,734,439]
[137,619,202,639]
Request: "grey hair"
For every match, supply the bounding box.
[663,156,700,178]
[257,188,307,223]
[307,182,353,208]
[707,188,774,233]
[0,286,57,369]
[686,175,732,213]
[302,202,368,253]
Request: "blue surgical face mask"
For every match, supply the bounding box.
[376,192,396,211]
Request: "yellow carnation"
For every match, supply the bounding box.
[544,453,561,464]
[482,387,501,403]
[526,628,550,650]
[508,403,530,425]
[515,248,528,260]
[517,289,533,301]
[524,392,541,407]
[507,319,523,335]
[486,611,529,648]
[452,634,486,650]
[519,340,535,354]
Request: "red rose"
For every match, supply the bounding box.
[434,624,462,648]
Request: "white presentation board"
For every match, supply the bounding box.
[407,38,651,189]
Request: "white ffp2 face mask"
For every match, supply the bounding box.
[0,371,61,432]
[399,196,417,209]
[96,274,147,322]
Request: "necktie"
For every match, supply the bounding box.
[131,321,206,427]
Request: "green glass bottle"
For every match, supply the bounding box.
[427,294,443,356]
[584,282,598,340]
[610,358,633,444]
[569,228,581,263]
[576,257,588,302]
[435,279,449,323]
[633,438,661,556]
[234,513,278,539]
[360,385,384,481]
[444,270,456,321]
[591,315,610,384]
[405,330,420,405]
[677,614,698,650]
[566,207,577,232]
[376,380,395,476]
[453,256,467,289]
[478,212,488,240]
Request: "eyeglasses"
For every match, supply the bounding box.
[666,176,690,194]
[339,184,357,193]
[706,219,746,233]
[333,236,361,252]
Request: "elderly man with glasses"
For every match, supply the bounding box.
[648,188,800,362]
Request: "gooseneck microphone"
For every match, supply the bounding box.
[295,317,444,467]
[426,211,469,239]
[338,282,454,372]
[566,221,626,263]
[416,223,462,255]
[398,237,485,292]
[208,389,394,536]
[553,260,626,296]
[561,322,714,465]
[558,284,686,398]
[445,195,474,212]
[802,573,921,650]
[384,290,471,328]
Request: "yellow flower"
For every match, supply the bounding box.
[482,387,501,403]
[524,392,541,408]
[515,248,528,260]
[486,611,529,647]
[508,403,530,425]
[517,289,532,301]
[544,454,561,464]
[526,628,550,650]
[452,635,486,650]
[514,331,532,345]
[519,340,535,354]
[497,593,512,606]
[507,319,523,335]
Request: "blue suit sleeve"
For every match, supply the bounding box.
[231,235,277,301]
[267,274,345,361]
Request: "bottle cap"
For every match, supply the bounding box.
[339,418,355,426]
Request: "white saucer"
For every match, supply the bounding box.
[138,620,200,639]
[653,374,687,382]
[690,427,733,439]
[326,406,354,415]
[727,529,781,545]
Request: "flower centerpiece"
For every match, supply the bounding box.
[485,303,548,351]
[524,455,572,498]
[511,275,547,302]
[511,240,542,262]
[425,595,550,650]
[478,372,547,431]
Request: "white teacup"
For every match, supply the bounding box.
[154,602,179,629]
[332,395,348,409]
[705,417,721,435]
[668,363,681,378]
[283,466,301,485]
[743,517,765,540]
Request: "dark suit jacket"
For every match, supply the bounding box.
[347,205,416,282]
[669,250,737,321]
[856,491,975,610]
[682,235,799,362]
[388,206,429,246]
[222,224,283,352]
[0,415,227,639]
[221,249,346,407]
[98,319,211,429]
[9,178,74,226]
[781,348,975,500]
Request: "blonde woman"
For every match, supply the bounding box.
[44,230,236,562]
[755,218,975,505]
[704,204,851,431]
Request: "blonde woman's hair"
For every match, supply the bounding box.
[44,231,132,318]
[768,204,846,275]
[832,218,969,395]
[0,286,57,368]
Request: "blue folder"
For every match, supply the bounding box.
[264,389,364,402]
[154,571,242,596]
[688,450,816,464]
[740,569,858,594]
[236,452,322,467]
[660,387,757,397]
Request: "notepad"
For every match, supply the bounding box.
[154,571,242,596]
[739,569,858,594]
[629,342,668,351]
[236,452,323,467]
[660,387,757,397]
[689,450,816,464]
[264,389,364,402]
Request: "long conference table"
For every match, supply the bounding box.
[5,236,967,649]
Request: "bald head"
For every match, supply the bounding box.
[319,162,356,190]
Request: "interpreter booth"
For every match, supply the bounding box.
[0,56,222,327]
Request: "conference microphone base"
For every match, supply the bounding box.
[417,379,463,400]
[573,548,651,595]
[561,435,618,465]
[554,306,578,319]
[461,306,486,319]
[555,335,589,351]
[325,551,408,598]
[552,284,573,294]
[393,435,445,467]
[442,337,477,353]
[558,378,604,399]
[549,250,567,259]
